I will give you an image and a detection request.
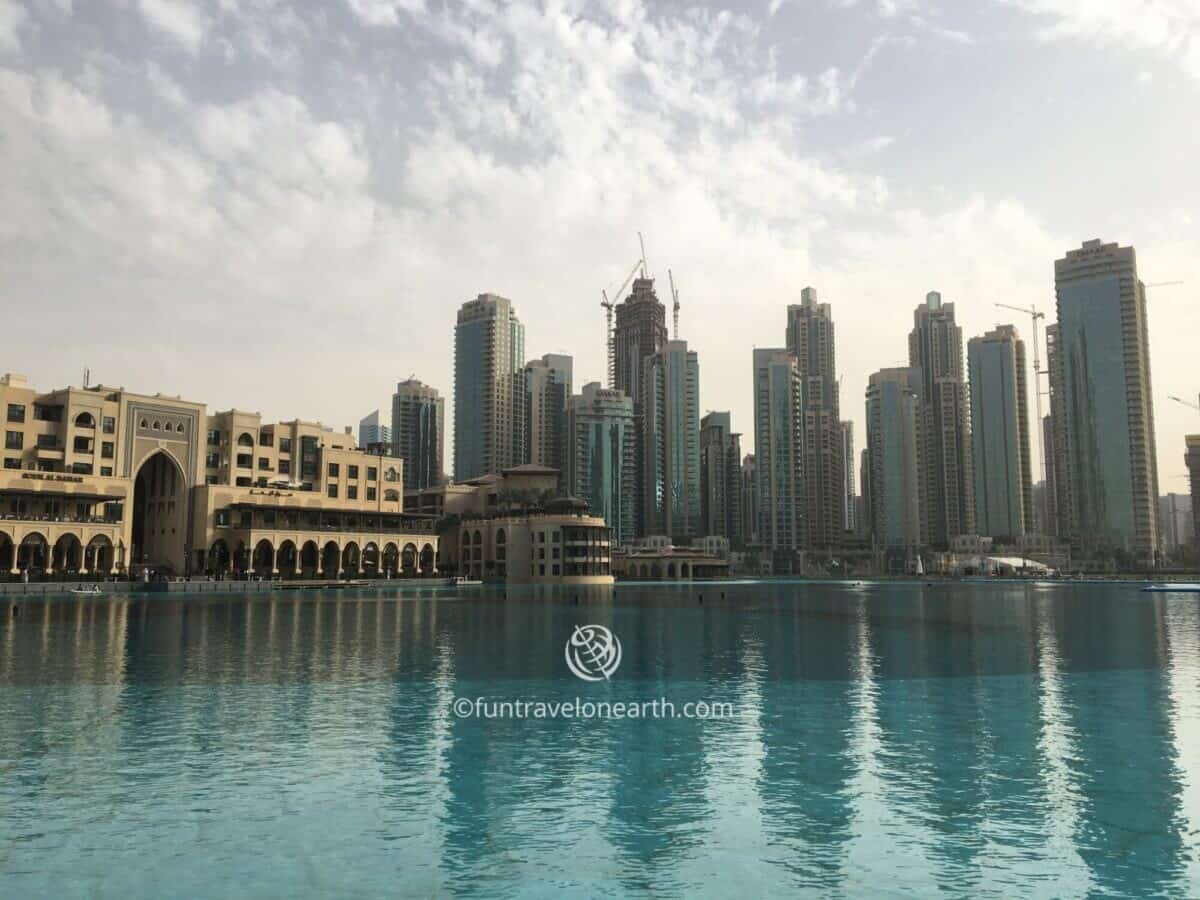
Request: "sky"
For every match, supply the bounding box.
[1,0,1198,487]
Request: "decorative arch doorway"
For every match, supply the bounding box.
[131,450,189,573]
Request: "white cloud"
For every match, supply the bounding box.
[0,0,29,53]
[137,0,210,53]
[1005,0,1200,79]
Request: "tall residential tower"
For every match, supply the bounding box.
[391,378,444,490]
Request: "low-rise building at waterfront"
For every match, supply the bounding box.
[0,373,436,579]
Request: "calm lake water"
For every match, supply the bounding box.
[3,581,1200,898]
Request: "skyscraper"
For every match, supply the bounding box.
[391,378,444,490]
[839,420,856,535]
[786,287,844,550]
[453,294,525,481]
[753,348,804,568]
[699,411,743,543]
[358,410,390,450]
[523,353,573,476]
[565,382,636,546]
[643,340,700,541]
[865,367,924,549]
[1187,435,1200,562]
[909,291,974,547]
[740,454,758,546]
[968,325,1033,541]
[613,276,668,535]
[1045,324,1072,540]
[1052,239,1160,560]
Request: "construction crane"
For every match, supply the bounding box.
[1169,395,1200,413]
[1147,281,1184,289]
[995,302,1049,486]
[601,257,644,390]
[668,269,680,339]
[638,232,648,278]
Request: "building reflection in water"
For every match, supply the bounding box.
[2,583,1200,895]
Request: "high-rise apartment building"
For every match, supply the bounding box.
[1052,239,1160,560]
[1045,324,1072,540]
[1187,435,1200,562]
[642,340,700,541]
[358,410,390,450]
[909,291,974,547]
[523,354,573,477]
[864,367,924,549]
[453,294,525,482]
[786,287,844,550]
[839,420,856,535]
[753,349,804,567]
[613,277,668,536]
[1159,493,1194,555]
[968,325,1033,542]
[391,378,444,490]
[564,382,636,546]
[740,454,758,546]
[699,411,742,544]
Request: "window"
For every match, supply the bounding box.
[100,466,113,477]
[99,441,113,459]
[348,486,358,500]
[366,487,376,501]
[207,429,221,446]
[279,459,291,475]
[104,502,122,521]
[552,565,560,576]
[259,433,274,447]
[327,484,338,498]
[74,412,95,428]
[279,438,292,454]
[215,508,230,527]
[33,404,62,422]
[71,462,93,475]
[73,436,91,453]
[367,466,377,481]
[348,465,359,480]
[258,457,271,470]
[3,457,19,469]
[384,489,399,501]
[552,547,560,559]
[328,463,340,477]
[102,416,115,434]
[236,453,252,468]
[206,452,219,469]
[237,433,254,447]
[235,476,252,487]
[7,404,25,423]
[5,431,21,450]
[36,434,56,449]
[205,475,217,485]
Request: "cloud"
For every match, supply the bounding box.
[137,0,211,53]
[0,0,29,53]
[1003,0,1200,80]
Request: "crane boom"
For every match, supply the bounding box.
[1169,395,1200,412]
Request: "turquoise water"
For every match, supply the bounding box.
[3,582,1200,898]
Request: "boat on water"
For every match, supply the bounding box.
[69,586,104,596]
[1141,583,1200,594]
[447,576,482,587]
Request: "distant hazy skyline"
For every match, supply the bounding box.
[1,0,1196,485]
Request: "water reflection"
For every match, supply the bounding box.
[1,583,1199,897]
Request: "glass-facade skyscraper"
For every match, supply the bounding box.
[565,382,636,545]
[968,325,1033,541]
[523,353,573,478]
[864,367,924,550]
[753,348,804,569]
[699,411,743,544]
[642,339,700,541]
[453,294,525,481]
[1051,239,1160,560]
[391,378,444,490]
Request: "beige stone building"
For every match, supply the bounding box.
[1,373,436,578]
